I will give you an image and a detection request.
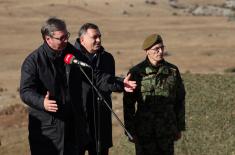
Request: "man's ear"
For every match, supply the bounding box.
[80,36,84,43]
[45,35,50,41]
[146,50,149,55]
[44,36,51,45]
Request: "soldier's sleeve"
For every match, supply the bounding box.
[174,69,186,131]
[123,71,137,136]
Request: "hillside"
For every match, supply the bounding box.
[0,0,235,154]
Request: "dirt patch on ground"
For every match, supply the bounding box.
[0,104,27,128]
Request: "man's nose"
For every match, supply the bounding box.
[96,37,101,42]
[158,48,163,54]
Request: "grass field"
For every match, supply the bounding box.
[111,73,235,155]
[0,73,234,155]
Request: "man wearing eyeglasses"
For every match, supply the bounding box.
[20,18,136,155]
[20,17,79,155]
[123,34,186,155]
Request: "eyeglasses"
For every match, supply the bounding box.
[50,32,70,42]
[150,45,165,52]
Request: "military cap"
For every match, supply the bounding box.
[142,34,163,50]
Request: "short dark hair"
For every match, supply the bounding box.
[78,23,99,37]
[41,17,67,40]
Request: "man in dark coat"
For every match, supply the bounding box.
[20,18,136,155]
[19,17,78,155]
[73,23,121,155]
[123,34,186,155]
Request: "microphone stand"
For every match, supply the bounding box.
[78,66,133,155]
[97,97,101,154]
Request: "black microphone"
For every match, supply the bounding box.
[64,54,91,68]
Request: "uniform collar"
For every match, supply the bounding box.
[144,58,169,75]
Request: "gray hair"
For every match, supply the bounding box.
[41,17,67,40]
[78,23,99,37]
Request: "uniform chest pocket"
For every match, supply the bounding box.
[155,75,176,98]
[140,74,177,101]
[140,84,154,103]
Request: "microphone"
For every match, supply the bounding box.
[64,54,91,68]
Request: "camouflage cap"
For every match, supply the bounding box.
[142,34,163,50]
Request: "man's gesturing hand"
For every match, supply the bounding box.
[124,73,137,92]
[44,91,58,112]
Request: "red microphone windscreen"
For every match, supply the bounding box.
[64,54,74,64]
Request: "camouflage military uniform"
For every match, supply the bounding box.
[123,58,185,155]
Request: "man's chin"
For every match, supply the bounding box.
[95,45,101,49]
[94,46,100,51]
[58,45,67,51]
[156,58,163,62]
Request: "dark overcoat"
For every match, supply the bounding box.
[20,42,79,155]
[73,39,122,150]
